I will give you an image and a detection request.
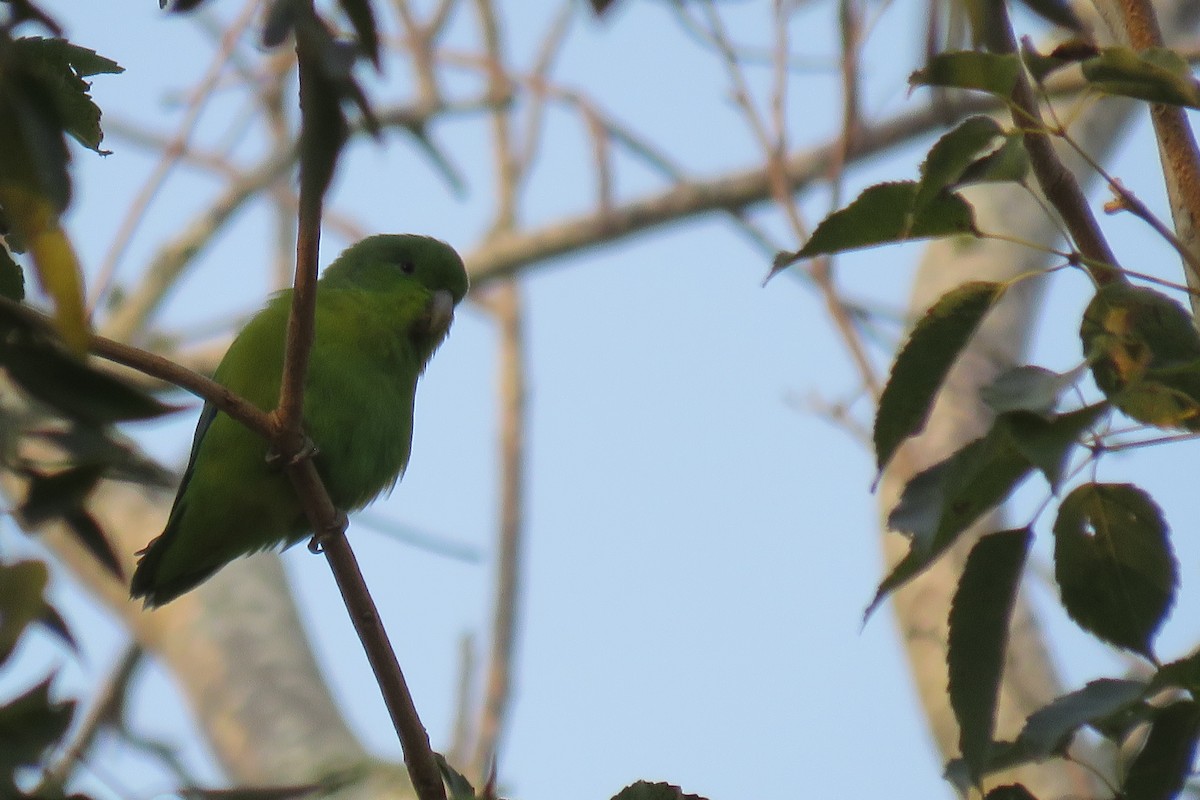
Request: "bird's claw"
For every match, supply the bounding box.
[266,435,320,469]
[307,510,349,553]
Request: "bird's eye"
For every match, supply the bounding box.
[400,260,416,275]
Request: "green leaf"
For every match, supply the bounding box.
[337,0,379,67]
[166,0,213,11]
[20,464,104,525]
[1121,701,1200,800]
[261,0,301,48]
[31,426,174,488]
[435,753,477,800]
[957,134,1029,186]
[1080,283,1200,429]
[0,67,72,213]
[1082,47,1200,109]
[0,678,75,779]
[910,52,1022,98]
[64,510,123,578]
[1053,483,1176,658]
[611,782,709,800]
[0,561,49,661]
[1,335,177,425]
[776,181,977,269]
[0,245,23,301]
[875,282,1005,472]
[914,117,1006,214]
[867,428,1033,617]
[981,364,1086,415]
[1000,403,1108,491]
[19,465,123,576]
[944,740,1036,794]
[1154,647,1200,692]
[985,786,1039,800]
[11,37,123,153]
[948,528,1032,785]
[1017,678,1147,759]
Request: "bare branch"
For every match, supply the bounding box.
[470,284,526,782]
[89,0,262,313]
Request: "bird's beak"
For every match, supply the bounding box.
[422,288,456,336]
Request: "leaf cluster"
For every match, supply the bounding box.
[770,19,1200,798]
[0,5,178,577]
[0,560,82,799]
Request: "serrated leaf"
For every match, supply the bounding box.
[0,678,75,777]
[1121,701,1200,800]
[1081,283,1200,429]
[948,528,1032,785]
[775,181,977,271]
[11,37,123,152]
[1,335,177,424]
[0,245,23,301]
[911,52,1022,98]
[1017,678,1147,758]
[982,364,1087,415]
[1000,403,1108,490]
[611,782,709,800]
[985,786,1039,800]
[0,67,72,213]
[875,282,1005,472]
[1082,47,1200,109]
[915,117,1006,215]
[867,429,1033,618]
[1053,483,1176,657]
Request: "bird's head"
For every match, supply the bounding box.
[323,234,469,339]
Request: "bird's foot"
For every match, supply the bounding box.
[307,510,350,553]
[266,434,320,469]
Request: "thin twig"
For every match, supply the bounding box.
[37,643,142,793]
[447,633,477,768]
[515,2,575,182]
[276,13,447,800]
[101,97,490,343]
[981,2,1121,285]
[0,294,272,435]
[89,0,260,313]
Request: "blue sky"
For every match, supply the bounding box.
[4,2,1200,799]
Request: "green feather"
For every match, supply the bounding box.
[130,234,468,607]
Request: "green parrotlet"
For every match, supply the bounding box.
[130,234,469,607]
